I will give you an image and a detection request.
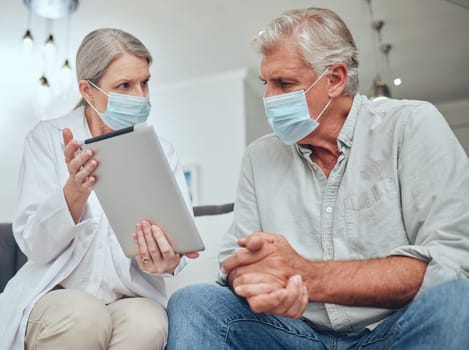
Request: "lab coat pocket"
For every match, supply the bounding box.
[344,177,408,258]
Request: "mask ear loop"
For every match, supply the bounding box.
[85,80,109,116]
[85,98,103,117]
[88,80,109,96]
[315,98,333,122]
[304,68,333,121]
[305,68,330,94]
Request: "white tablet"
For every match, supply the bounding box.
[81,123,205,257]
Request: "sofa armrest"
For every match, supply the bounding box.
[0,223,26,292]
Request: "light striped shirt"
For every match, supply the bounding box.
[219,94,469,333]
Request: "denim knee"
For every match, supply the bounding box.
[419,279,469,317]
[392,280,469,348]
[168,284,227,324]
[168,284,221,312]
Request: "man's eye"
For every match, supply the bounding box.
[279,81,292,88]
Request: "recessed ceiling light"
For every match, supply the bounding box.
[393,78,402,86]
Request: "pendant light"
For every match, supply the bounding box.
[366,0,392,100]
[22,0,79,91]
[22,7,34,55]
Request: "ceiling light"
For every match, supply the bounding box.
[62,59,71,70]
[39,74,50,87]
[22,29,33,54]
[44,31,56,66]
[366,0,393,100]
[22,0,79,91]
[23,0,78,19]
[370,78,391,100]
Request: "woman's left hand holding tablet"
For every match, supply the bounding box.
[63,128,99,223]
[133,221,199,274]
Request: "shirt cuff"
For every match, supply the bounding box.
[389,245,463,297]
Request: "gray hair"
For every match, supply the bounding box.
[75,28,152,108]
[251,8,359,96]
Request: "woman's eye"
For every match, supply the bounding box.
[141,79,149,87]
[118,82,130,89]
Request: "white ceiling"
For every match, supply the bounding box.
[2,0,469,104]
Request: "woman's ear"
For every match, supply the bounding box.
[78,80,93,103]
[327,63,348,98]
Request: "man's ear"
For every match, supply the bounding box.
[78,80,93,103]
[327,63,348,98]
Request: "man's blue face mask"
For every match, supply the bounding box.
[86,80,151,130]
[263,68,332,145]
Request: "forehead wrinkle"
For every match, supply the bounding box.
[260,39,311,80]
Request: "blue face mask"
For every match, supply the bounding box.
[86,81,151,130]
[263,69,332,145]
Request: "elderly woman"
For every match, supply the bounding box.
[0,28,197,350]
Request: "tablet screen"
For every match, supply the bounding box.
[82,123,205,257]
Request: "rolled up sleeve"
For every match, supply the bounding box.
[390,102,469,295]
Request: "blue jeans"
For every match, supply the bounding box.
[166,280,469,349]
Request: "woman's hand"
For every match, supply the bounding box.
[62,128,99,223]
[133,220,199,274]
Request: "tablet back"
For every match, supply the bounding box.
[82,123,205,257]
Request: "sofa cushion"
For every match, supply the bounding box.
[0,223,17,292]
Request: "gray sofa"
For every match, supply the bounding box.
[0,203,233,293]
[0,223,26,292]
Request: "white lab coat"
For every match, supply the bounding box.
[0,107,191,349]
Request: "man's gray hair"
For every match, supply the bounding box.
[75,28,152,108]
[251,8,359,96]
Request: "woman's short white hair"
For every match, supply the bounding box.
[251,8,359,96]
[75,28,152,108]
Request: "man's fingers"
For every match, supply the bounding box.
[222,234,275,274]
[244,235,265,252]
[231,272,284,291]
[282,275,308,318]
[243,275,308,318]
[222,249,258,274]
[234,283,278,298]
[237,238,247,247]
[284,285,308,319]
[241,232,276,251]
[247,288,287,314]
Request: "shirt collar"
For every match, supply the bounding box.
[295,93,363,157]
[337,93,362,151]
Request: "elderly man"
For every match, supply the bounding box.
[167,7,469,349]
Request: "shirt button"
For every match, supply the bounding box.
[326,206,333,213]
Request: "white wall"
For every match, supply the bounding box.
[149,69,248,206]
[244,69,272,145]
[436,98,469,155]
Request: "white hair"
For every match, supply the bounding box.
[252,8,359,96]
[75,28,152,108]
